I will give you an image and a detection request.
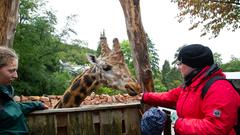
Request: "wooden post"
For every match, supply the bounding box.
[0,0,19,47]
[119,0,154,93]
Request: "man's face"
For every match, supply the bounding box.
[177,63,195,77]
[0,59,18,85]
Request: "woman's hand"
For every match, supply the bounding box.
[41,103,49,109]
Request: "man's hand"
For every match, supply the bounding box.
[138,92,143,100]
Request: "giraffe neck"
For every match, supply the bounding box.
[57,67,101,108]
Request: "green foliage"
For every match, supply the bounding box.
[161,60,183,90]
[13,70,72,96]
[47,71,72,95]
[165,68,183,89]
[154,79,167,92]
[213,52,223,65]
[146,34,161,78]
[120,36,161,79]
[57,44,95,65]
[171,0,240,37]
[120,40,136,76]
[221,56,240,72]
[161,60,171,87]
[19,0,39,24]
[12,0,94,96]
[95,87,124,95]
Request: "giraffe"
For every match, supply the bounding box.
[54,36,141,108]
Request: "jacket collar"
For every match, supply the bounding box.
[187,64,225,89]
[184,68,202,86]
[0,85,14,99]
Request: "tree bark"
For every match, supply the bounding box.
[119,0,154,92]
[0,0,19,47]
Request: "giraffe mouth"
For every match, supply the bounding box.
[127,88,138,96]
[125,83,140,96]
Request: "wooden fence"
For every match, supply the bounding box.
[27,102,174,135]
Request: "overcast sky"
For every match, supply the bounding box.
[47,0,240,66]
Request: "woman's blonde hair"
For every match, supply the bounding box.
[0,47,18,68]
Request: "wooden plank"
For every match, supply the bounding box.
[100,110,113,135]
[85,111,95,135]
[92,111,100,124]
[111,109,123,135]
[91,110,123,135]
[30,102,141,114]
[28,114,56,135]
[67,112,80,135]
[123,108,141,135]
[56,113,68,135]
[92,111,100,135]
[72,111,95,135]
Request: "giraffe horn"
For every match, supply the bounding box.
[113,38,121,52]
[112,38,124,63]
[100,31,111,57]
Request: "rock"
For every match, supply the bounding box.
[21,95,28,101]
[18,93,142,108]
[29,96,40,101]
[40,96,49,102]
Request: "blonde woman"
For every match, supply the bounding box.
[0,47,48,134]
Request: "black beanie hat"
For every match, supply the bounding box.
[177,44,214,68]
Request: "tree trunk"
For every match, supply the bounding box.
[119,0,154,92]
[0,0,19,47]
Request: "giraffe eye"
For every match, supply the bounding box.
[102,65,112,71]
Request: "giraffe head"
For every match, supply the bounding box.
[87,38,141,96]
[54,36,141,108]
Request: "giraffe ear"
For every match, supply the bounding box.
[86,54,98,65]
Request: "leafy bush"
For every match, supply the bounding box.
[47,71,72,95]
[154,79,167,92]
[95,86,124,95]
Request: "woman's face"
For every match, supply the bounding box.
[0,58,18,85]
[177,62,195,77]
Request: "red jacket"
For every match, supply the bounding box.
[143,66,239,135]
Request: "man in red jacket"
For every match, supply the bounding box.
[141,44,239,135]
